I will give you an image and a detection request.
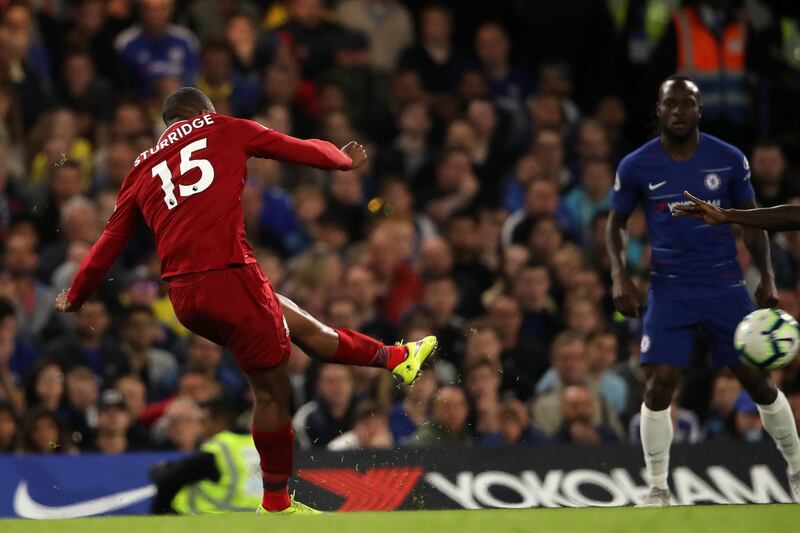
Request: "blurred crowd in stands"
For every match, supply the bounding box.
[2,0,800,454]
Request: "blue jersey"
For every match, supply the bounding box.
[115,25,200,98]
[611,133,754,300]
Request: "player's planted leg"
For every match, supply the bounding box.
[245,363,319,514]
[278,295,437,385]
[731,364,800,499]
[638,364,682,508]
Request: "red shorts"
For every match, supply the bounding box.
[167,263,291,373]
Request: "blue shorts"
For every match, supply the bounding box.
[640,287,755,368]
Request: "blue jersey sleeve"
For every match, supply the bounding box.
[730,151,755,207]
[610,157,640,216]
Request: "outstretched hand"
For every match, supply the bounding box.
[54,289,75,313]
[672,191,729,225]
[341,141,368,170]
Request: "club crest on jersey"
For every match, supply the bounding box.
[704,173,720,191]
[641,335,651,353]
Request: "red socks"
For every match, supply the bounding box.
[252,424,294,512]
[333,329,407,370]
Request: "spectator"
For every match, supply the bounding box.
[262,0,343,79]
[530,129,572,191]
[555,384,620,445]
[420,276,466,366]
[0,9,52,128]
[57,50,115,130]
[374,102,434,182]
[702,371,743,440]
[446,210,494,316]
[196,39,260,118]
[501,154,544,213]
[325,168,368,244]
[115,0,201,97]
[225,14,259,74]
[293,364,357,449]
[39,195,103,284]
[715,391,768,443]
[113,373,151,448]
[21,406,74,454]
[0,400,19,452]
[155,396,204,452]
[29,108,93,188]
[531,331,624,438]
[482,244,529,305]
[406,385,472,447]
[119,305,178,397]
[489,398,549,446]
[84,389,137,453]
[486,295,548,401]
[464,357,502,442]
[343,265,396,343]
[464,321,503,369]
[527,216,563,264]
[750,141,799,207]
[327,399,394,450]
[181,0,260,42]
[369,220,423,324]
[63,366,99,448]
[337,0,413,73]
[514,262,561,345]
[2,231,61,341]
[399,4,460,93]
[583,330,628,415]
[0,296,33,412]
[43,297,129,384]
[473,22,533,116]
[389,369,437,445]
[417,149,479,227]
[502,178,570,247]
[563,158,613,247]
[563,295,604,338]
[159,335,245,402]
[24,360,65,414]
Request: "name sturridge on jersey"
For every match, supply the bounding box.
[133,114,216,167]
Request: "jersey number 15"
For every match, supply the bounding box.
[151,138,214,210]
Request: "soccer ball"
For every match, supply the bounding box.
[735,308,800,370]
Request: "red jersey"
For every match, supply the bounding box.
[68,113,352,307]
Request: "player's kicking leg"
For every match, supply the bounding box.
[277,294,437,385]
[638,364,682,507]
[730,363,800,499]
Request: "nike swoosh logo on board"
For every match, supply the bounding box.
[13,480,156,519]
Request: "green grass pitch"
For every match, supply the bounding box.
[2,506,800,533]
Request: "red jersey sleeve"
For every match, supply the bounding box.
[67,171,143,308]
[233,118,353,171]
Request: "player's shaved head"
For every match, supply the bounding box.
[657,75,701,103]
[161,87,215,125]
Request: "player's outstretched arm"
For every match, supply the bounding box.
[56,231,131,312]
[56,171,142,313]
[606,210,642,318]
[675,191,800,231]
[242,119,367,171]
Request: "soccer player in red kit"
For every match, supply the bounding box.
[54,88,437,514]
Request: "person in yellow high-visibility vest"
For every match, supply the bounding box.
[150,396,263,514]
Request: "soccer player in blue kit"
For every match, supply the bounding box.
[607,76,800,506]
